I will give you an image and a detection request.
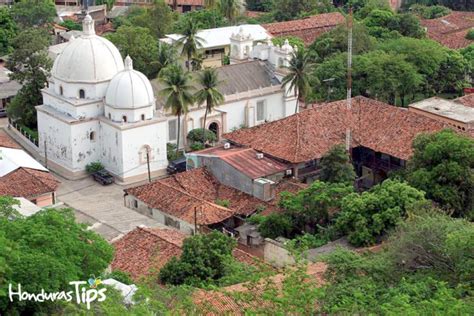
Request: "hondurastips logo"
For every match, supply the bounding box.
[8,279,107,310]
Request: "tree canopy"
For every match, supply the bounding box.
[319,144,356,184]
[10,0,56,28]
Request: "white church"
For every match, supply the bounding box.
[38,15,297,183]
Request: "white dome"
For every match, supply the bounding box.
[52,15,124,83]
[105,56,155,109]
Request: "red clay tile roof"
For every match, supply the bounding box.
[0,167,59,198]
[192,262,327,315]
[224,96,448,163]
[420,11,474,49]
[245,10,265,18]
[112,226,260,281]
[0,130,21,149]
[455,94,474,108]
[165,0,203,5]
[194,146,289,179]
[263,12,346,45]
[125,168,278,225]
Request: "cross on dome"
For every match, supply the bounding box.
[82,14,95,36]
[124,55,133,70]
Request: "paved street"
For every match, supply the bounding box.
[56,176,164,241]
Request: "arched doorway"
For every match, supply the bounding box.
[208,122,219,139]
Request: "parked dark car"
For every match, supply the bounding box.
[92,170,114,185]
[167,156,187,174]
[0,108,7,118]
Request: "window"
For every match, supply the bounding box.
[133,199,138,208]
[59,86,63,96]
[165,216,180,229]
[122,115,127,123]
[141,114,145,121]
[168,119,177,141]
[108,113,111,119]
[79,89,85,99]
[89,131,95,141]
[256,100,266,122]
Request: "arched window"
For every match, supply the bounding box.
[79,89,85,99]
[141,114,145,121]
[59,86,63,96]
[122,115,127,123]
[89,131,95,141]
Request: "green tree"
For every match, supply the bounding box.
[0,208,113,314]
[218,0,241,24]
[257,212,294,239]
[460,44,474,79]
[0,8,17,56]
[176,18,205,71]
[271,0,319,21]
[194,67,224,142]
[159,231,236,285]
[319,144,356,184]
[106,25,159,78]
[7,28,52,127]
[172,9,227,33]
[159,64,194,155]
[153,42,178,77]
[10,0,56,28]
[0,196,21,219]
[405,129,474,219]
[335,179,427,246]
[272,36,305,51]
[410,4,451,19]
[282,48,313,113]
[123,0,176,39]
[59,19,82,31]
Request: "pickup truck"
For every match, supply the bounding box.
[92,170,114,185]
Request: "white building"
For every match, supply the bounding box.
[36,15,168,183]
[153,28,298,148]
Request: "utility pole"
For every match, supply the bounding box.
[194,206,198,235]
[346,4,353,153]
[44,139,48,169]
[146,150,151,183]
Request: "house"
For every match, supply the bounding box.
[186,144,290,200]
[124,167,280,235]
[0,64,22,116]
[408,96,474,131]
[151,60,297,148]
[192,262,327,315]
[162,24,270,68]
[420,11,474,49]
[111,226,258,281]
[0,131,59,207]
[262,12,346,45]
[224,96,449,187]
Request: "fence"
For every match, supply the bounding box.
[8,118,39,147]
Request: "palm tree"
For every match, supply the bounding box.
[176,19,205,72]
[218,0,241,24]
[204,0,217,8]
[194,68,224,143]
[153,42,177,77]
[282,48,312,114]
[159,64,195,156]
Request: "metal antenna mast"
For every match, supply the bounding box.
[345,4,353,152]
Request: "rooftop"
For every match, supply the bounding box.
[262,12,346,45]
[151,61,280,108]
[125,168,278,223]
[193,145,289,179]
[455,94,474,108]
[409,97,474,124]
[420,11,474,49]
[164,24,270,50]
[192,262,327,314]
[0,167,59,198]
[112,226,259,281]
[224,96,448,163]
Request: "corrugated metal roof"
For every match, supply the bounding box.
[195,146,288,179]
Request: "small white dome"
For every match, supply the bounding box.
[52,15,124,83]
[105,56,155,109]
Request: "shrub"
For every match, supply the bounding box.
[105,270,133,285]
[85,162,104,174]
[187,128,217,145]
[258,213,293,239]
[410,4,451,19]
[466,29,474,40]
[215,199,231,208]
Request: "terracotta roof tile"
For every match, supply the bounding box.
[455,94,474,108]
[224,96,449,163]
[112,226,260,281]
[0,167,59,198]
[125,168,277,223]
[0,130,21,149]
[420,11,474,49]
[263,13,346,45]
[192,262,327,315]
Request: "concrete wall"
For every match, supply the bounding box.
[263,238,295,268]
